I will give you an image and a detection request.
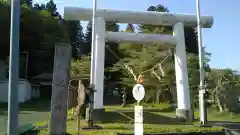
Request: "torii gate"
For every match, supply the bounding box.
[64,7,213,121]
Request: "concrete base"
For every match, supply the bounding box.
[176,108,192,122]
[85,108,105,121]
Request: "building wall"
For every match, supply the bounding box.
[0,60,33,103]
[0,79,32,103]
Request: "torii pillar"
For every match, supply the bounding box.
[173,22,192,120]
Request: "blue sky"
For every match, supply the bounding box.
[35,0,239,70]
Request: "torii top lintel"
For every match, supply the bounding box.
[64,7,213,28]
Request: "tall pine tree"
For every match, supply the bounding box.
[140,4,198,54]
[45,0,59,17]
[68,21,84,58]
[84,21,120,80]
[104,21,120,82]
[33,3,46,10]
[84,21,120,63]
[139,5,172,34]
[105,21,120,66]
[83,22,92,54]
[20,0,32,7]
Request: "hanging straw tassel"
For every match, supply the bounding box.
[137,74,143,84]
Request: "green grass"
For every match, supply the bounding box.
[35,103,240,135]
[38,122,223,135]
[0,99,51,112]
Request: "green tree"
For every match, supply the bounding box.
[110,4,201,104]
[0,1,69,78]
[83,22,92,54]
[126,24,135,33]
[187,51,211,103]
[67,21,84,58]
[33,3,46,10]
[187,52,210,119]
[46,0,59,17]
[70,55,91,79]
[139,5,171,34]
[84,21,120,65]
[205,68,240,113]
[139,4,198,54]
[20,0,32,7]
[104,21,121,88]
[105,21,120,66]
[0,1,11,60]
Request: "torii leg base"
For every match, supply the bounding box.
[82,108,105,130]
[85,108,105,121]
[176,108,192,122]
[82,121,103,130]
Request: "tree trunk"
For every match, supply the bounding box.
[169,87,177,103]
[215,79,224,113]
[216,94,223,113]
[156,90,161,103]
[121,90,127,107]
[75,80,86,118]
[190,88,195,120]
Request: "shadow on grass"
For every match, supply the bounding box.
[123,111,183,125]
[19,130,39,135]
[20,130,73,135]
[143,106,175,113]
[94,111,131,123]
[95,111,185,125]
[116,132,226,135]
[0,99,51,115]
[108,105,176,113]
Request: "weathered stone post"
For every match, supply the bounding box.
[49,43,71,135]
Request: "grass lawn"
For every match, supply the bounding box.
[35,103,240,135]
[0,99,51,134]
[0,99,51,112]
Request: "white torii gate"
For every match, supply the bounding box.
[64,7,213,120]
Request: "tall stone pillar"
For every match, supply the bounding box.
[49,43,71,134]
[93,17,106,111]
[173,22,192,121]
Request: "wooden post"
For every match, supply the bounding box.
[49,43,72,135]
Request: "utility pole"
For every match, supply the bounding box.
[196,0,207,125]
[7,0,20,134]
[85,0,98,129]
[90,0,97,86]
